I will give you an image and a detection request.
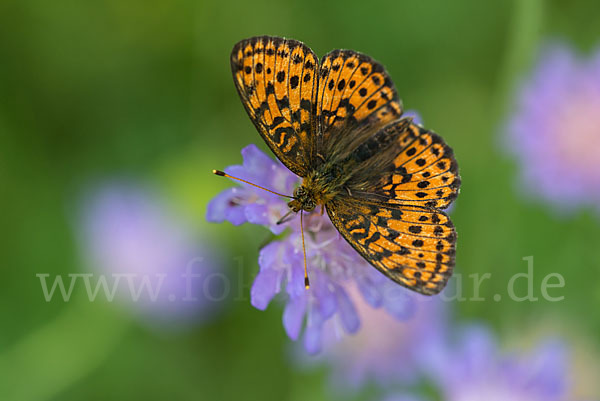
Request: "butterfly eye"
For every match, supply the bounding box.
[294,186,307,198]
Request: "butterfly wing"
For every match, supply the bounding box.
[327,197,455,295]
[231,36,319,177]
[316,49,403,162]
[327,120,460,295]
[346,119,461,209]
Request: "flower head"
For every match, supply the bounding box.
[316,290,447,390]
[426,326,571,401]
[207,144,417,354]
[506,43,600,213]
[80,183,223,328]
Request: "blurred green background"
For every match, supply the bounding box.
[1,0,599,400]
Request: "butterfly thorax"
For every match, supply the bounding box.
[288,162,349,213]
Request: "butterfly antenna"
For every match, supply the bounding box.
[276,210,295,225]
[300,211,310,289]
[212,170,293,198]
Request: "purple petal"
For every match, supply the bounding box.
[244,203,271,226]
[355,272,383,308]
[404,109,423,125]
[283,295,307,340]
[304,307,324,355]
[258,240,283,272]
[242,144,279,176]
[333,284,360,334]
[239,144,299,194]
[205,187,247,225]
[250,268,281,310]
[244,202,289,235]
[310,271,337,320]
[381,284,416,321]
[224,164,270,195]
[285,251,307,298]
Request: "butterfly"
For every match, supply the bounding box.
[224,36,460,295]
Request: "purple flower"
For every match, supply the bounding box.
[425,325,572,401]
[506,43,600,214]
[207,145,417,354]
[315,291,447,390]
[80,183,224,328]
[206,144,299,234]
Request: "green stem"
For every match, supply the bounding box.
[494,0,545,119]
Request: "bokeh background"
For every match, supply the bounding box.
[1,0,599,400]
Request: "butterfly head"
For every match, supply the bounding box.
[288,186,316,213]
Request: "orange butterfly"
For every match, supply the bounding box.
[218,36,460,295]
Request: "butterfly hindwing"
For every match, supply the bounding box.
[347,120,460,210]
[384,122,460,209]
[231,36,319,177]
[327,198,455,295]
[317,50,403,160]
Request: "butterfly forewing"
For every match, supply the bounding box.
[327,198,456,295]
[231,36,319,177]
[317,50,403,160]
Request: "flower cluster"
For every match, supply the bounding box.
[382,326,576,401]
[207,144,417,354]
[316,292,447,390]
[506,43,600,214]
[428,326,569,401]
[80,183,223,328]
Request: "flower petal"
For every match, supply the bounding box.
[250,268,281,310]
[304,306,324,355]
[205,187,248,225]
[283,295,307,340]
[333,284,360,334]
[311,271,337,320]
[285,247,307,298]
[356,271,383,308]
[242,144,279,176]
[244,203,270,226]
[381,283,416,321]
[242,144,300,193]
[404,109,423,126]
[245,203,290,235]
